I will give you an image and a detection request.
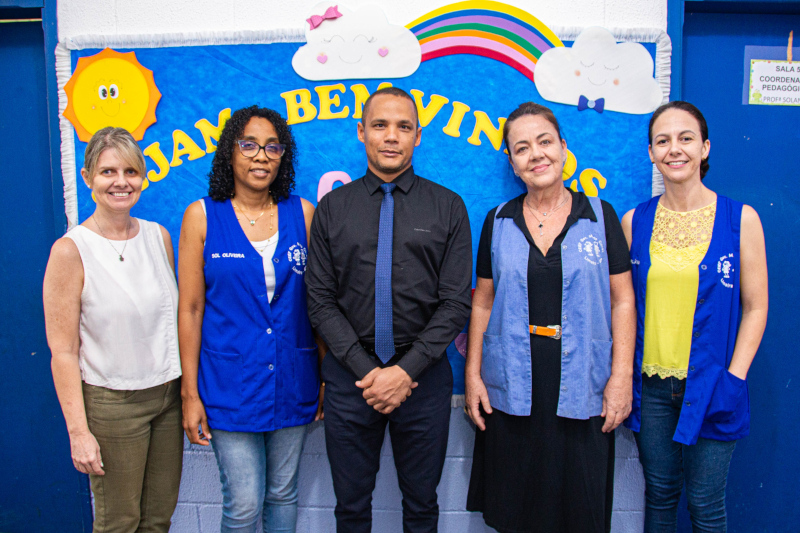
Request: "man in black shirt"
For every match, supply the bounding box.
[306,87,472,532]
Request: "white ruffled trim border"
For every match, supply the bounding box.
[56,43,78,229]
[56,26,670,229]
[62,28,306,51]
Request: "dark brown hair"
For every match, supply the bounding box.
[361,87,419,125]
[648,101,710,179]
[502,102,562,153]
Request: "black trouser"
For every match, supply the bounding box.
[322,351,452,533]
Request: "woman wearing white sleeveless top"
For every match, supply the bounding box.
[43,127,183,532]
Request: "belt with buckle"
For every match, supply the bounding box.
[529,325,562,340]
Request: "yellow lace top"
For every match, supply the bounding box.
[642,201,716,379]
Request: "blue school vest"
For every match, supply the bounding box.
[625,195,748,445]
[482,197,613,419]
[199,195,319,432]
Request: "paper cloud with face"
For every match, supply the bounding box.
[292,2,421,81]
[534,27,663,114]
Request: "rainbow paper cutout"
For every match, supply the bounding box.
[407,1,564,83]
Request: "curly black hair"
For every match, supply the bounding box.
[207,106,297,202]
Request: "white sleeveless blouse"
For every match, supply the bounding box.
[65,219,181,390]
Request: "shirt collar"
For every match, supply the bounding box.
[496,187,597,222]
[364,166,417,195]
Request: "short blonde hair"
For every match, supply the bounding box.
[83,127,147,185]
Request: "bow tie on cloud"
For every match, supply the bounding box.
[307,5,343,30]
[578,96,605,113]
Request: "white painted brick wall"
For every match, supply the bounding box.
[58,0,666,41]
[169,408,644,532]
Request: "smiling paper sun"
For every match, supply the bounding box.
[63,48,161,142]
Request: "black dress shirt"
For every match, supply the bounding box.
[306,166,473,380]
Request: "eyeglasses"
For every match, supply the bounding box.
[236,140,286,160]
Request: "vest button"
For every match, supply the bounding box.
[564,280,570,286]
[693,331,700,338]
[267,328,273,334]
[563,315,567,321]
[273,294,279,300]
[562,245,567,249]
[273,258,279,263]
[561,386,567,391]
[698,299,705,304]
[685,401,691,406]
[701,265,707,270]
[268,364,274,370]
[690,366,695,371]
[563,350,568,356]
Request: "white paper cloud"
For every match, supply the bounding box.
[292,2,421,81]
[534,27,663,114]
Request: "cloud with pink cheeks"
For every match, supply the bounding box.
[534,26,664,114]
[292,2,421,81]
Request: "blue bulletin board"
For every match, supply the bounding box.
[57,16,670,396]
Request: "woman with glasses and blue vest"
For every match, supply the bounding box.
[178,106,324,533]
[465,102,637,533]
[621,101,768,533]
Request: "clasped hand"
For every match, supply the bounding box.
[356,366,418,414]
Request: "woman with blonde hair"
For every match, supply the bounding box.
[43,127,183,532]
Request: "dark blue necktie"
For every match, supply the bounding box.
[375,183,396,363]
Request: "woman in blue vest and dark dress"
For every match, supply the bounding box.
[178,105,323,533]
[621,101,768,532]
[465,102,637,533]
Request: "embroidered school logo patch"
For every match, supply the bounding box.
[578,235,605,265]
[287,243,307,274]
[717,253,735,288]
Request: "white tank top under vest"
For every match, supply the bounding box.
[201,199,278,301]
[64,219,181,390]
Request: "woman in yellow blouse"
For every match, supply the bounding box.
[621,101,768,532]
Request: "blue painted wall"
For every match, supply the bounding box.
[682,9,800,532]
[0,12,90,532]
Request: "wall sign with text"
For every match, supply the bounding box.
[749,59,800,106]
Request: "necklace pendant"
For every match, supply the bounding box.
[119,256,124,262]
[250,220,256,226]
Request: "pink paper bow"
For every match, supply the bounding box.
[307,5,342,30]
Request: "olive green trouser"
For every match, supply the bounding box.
[83,379,183,533]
